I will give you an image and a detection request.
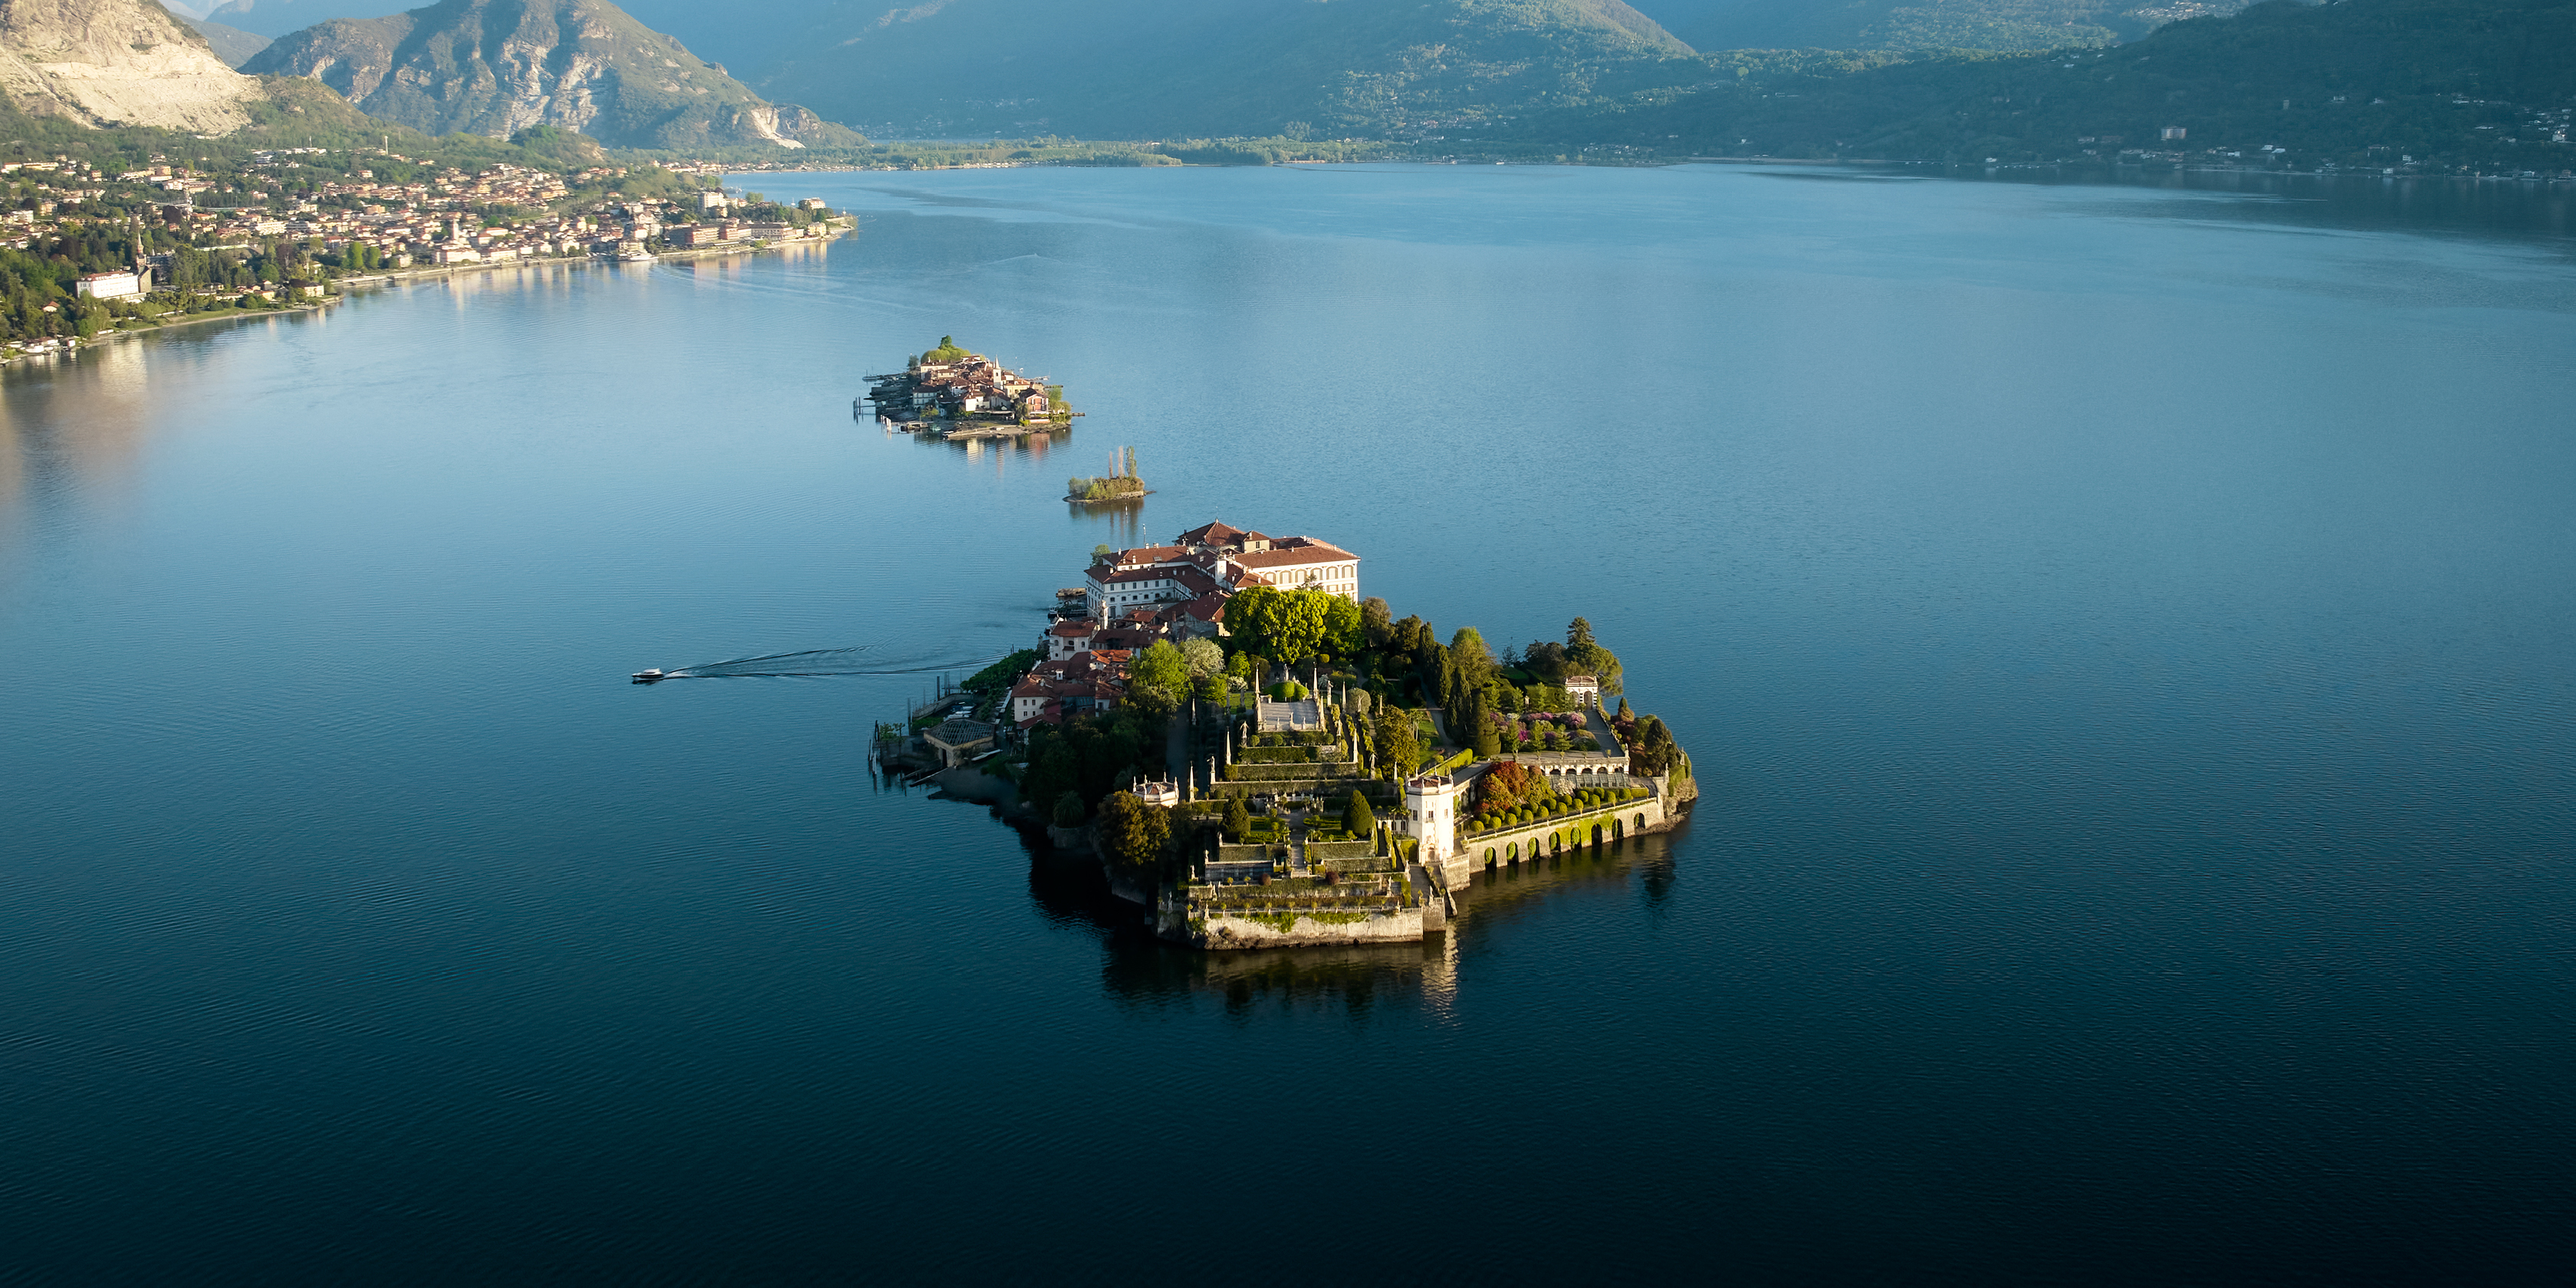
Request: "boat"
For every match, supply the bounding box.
[616,244,656,263]
[632,669,666,683]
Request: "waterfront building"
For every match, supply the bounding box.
[1083,522,1361,623]
[1009,649,1129,729]
[923,718,997,767]
[75,270,146,301]
[1043,618,1098,660]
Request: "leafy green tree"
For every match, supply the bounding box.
[1052,789,1086,827]
[1129,639,1189,698]
[1098,790,1171,870]
[1024,735,1078,810]
[1380,705,1421,772]
[1195,675,1227,703]
[1178,637,1224,678]
[1361,596,1393,647]
[1523,640,1569,683]
[1227,585,1334,663]
[1450,627,1494,690]
[1631,715,1678,776]
[1566,617,1623,695]
[1322,593,1365,660]
[1125,682,1179,724]
[1341,788,1375,837]
[1223,795,1253,842]
[1454,685,1499,757]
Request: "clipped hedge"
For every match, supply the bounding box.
[1305,840,1377,862]
[1224,761,1363,782]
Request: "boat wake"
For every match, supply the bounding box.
[661,647,882,678]
[636,646,1002,682]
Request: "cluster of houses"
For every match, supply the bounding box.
[1004,521,1362,734]
[867,349,1054,423]
[2,156,133,252]
[124,157,586,267]
[25,149,840,305]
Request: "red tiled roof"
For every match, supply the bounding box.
[1096,564,1188,586]
[1234,538,1356,569]
[1178,521,1248,548]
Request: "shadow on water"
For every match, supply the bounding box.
[1997,165,2576,247]
[1737,163,2576,248]
[1024,819,1700,1019]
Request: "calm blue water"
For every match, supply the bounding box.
[4,165,2573,1284]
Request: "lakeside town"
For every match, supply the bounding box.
[877,520,1694,950]
[0,150,846,361]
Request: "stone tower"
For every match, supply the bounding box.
[1403,770,1464,866]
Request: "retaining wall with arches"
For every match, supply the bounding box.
[1433,782,1676,889]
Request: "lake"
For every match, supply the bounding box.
[3,164,2572,1283]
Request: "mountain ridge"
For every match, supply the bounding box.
[242,0,861,149]
[177,14,274,67]
[0,0,264,131]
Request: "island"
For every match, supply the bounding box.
[1066,446,1149,503]
[875,520,1694,950]
[865,337,1076,440]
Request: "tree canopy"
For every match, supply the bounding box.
[1341,788,1376,838]
[1225,585,1346,663]
[1178,638,1225,678]
[1098,790,1171,871]
[1129,639,1190,700]
[1565,616,1623,694]
[1373,705,1421,775]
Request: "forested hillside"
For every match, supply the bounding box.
[1639,0,2266,53]
[1518,0,2575,169]
[718,0,1696,140]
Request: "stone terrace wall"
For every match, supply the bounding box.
[1440,790,1669,888]
[1169,905,1425,949]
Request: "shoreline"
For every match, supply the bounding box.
[8,224,854,368]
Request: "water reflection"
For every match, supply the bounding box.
[1453,830,1684,916]
[1100,936,1458,1023]
[1,334,172,558]
[1033,825,1695,1018]
[1963,165,2576,250]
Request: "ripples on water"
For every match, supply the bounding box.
[1,166,2571,1283]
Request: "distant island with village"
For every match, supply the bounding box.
[864,337,1077,442]
[877,521,1694,950]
